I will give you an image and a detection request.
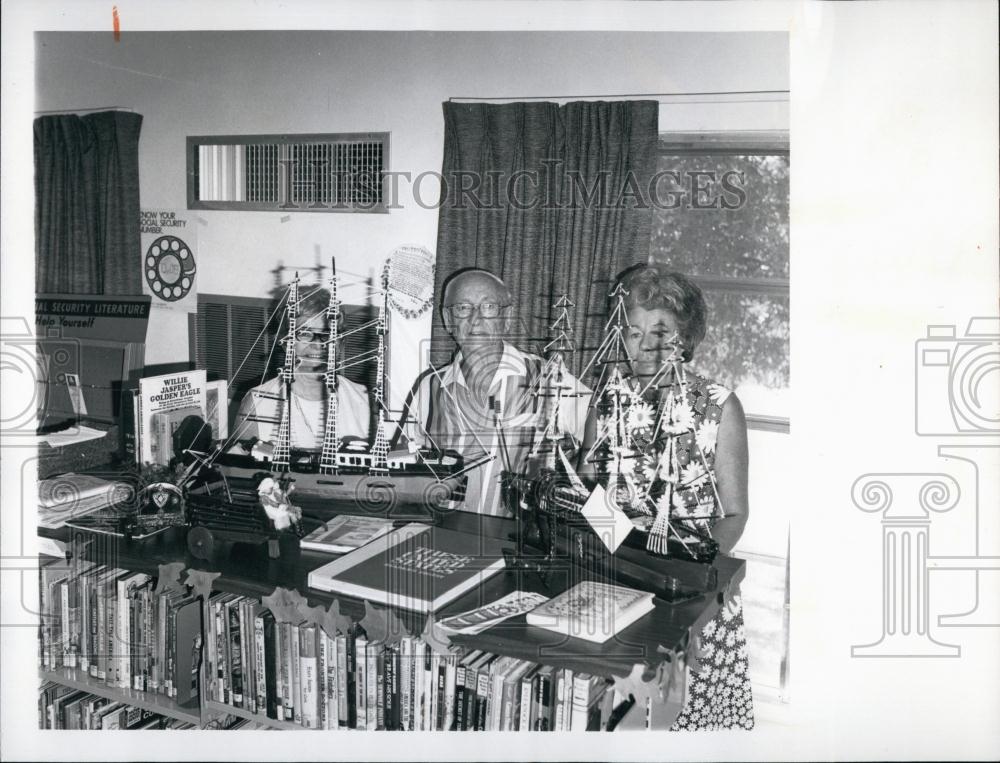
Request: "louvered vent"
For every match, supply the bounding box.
[188,133,389,212]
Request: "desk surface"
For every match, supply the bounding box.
[49,496,744,680]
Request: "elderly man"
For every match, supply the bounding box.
[403,268,590,516]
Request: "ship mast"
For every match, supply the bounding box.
[368,268,390,476]
[532,294,577,470]
[271,274,299,471]
[582,281,649,511]
[319,258,340,474]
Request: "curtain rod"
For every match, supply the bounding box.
[34,106,135,115]
[449,90,789,102]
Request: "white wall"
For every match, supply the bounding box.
[36,30,789,555]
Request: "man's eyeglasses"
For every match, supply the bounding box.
[445,303,510,319]
[296,328,331,342]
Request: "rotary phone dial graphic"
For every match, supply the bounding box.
[144,235,196,301]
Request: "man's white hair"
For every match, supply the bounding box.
[441,268,513,306]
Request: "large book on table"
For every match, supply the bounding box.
[307,524,506,613]
[525,580,655,644]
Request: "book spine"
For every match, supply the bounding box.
[398,638,411,731]
[201,596,213,700]
[142,585,153,690]
[316,629,328,730]
[227,599,243,708]
[491,664,507,731]
[375,646,385,730]
[277,621,290,720]
[335,634,348,728]
[263,613,278,720]
[435,656,447,731]
[353,635,366,730]
[120,388,139,464]
[344,627,357,728]
[299,625,319,729]
[415,642,428,730]
[94,578,106,679]
[517,672,533,731]
[389,644,400,731]
[382,644,394,730]
[87,573,99,677]
[324,633,339,729]
[60,579,71,669]
[115,579,127,688]
[78,571,90,672]
[569,672,590,732]
[454,665,466,731]
[131,586,141,690]
[147,588,158,692]
[533,672,550,731]
[365,641,379,730]
[130,586,140,689]
[105,582,117,685]
[239,600,253,713]
[554,669,566,731]
[290,622,302,724]
[475,667,490,731]
[165,599,177,697]
[254,612,267,716]
[215,599,228,703]
[317,632,328,729]
[444,656,457,732]
[502,672,519,731]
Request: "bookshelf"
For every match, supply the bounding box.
[203,700,303,730]
[39,491,744,731]
[40,667,203,725]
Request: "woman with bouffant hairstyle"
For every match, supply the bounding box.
[582,262,753,730]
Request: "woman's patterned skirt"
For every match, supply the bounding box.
[670,593,755,731]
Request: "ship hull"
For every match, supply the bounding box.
[214,452,467,513]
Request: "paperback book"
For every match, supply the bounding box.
[525,580,656,644]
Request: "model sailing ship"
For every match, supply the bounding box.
[502,284,720,577]
[204,260,468,511]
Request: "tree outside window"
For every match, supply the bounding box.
[650,136,789,430]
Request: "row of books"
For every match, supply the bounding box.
[206,591,611,731]
[39,558,203,704]
[39,683,198,730]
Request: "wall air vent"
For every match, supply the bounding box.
[187,133,389,213]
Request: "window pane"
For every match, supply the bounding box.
[651,154,789,280]
[689,289,789,417]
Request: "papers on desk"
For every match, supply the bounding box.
[33,425,108,448]
[437,590,550,635]
[38,473,133,529]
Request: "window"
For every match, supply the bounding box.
[189,294,378,428]
[187,133,390,213]
[650,133,789,431]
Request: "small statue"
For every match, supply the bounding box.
[256,476,302,532]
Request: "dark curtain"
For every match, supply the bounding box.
[431,100,658,379]
[34,110,143,294]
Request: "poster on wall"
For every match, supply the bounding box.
[140,208,198,314]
